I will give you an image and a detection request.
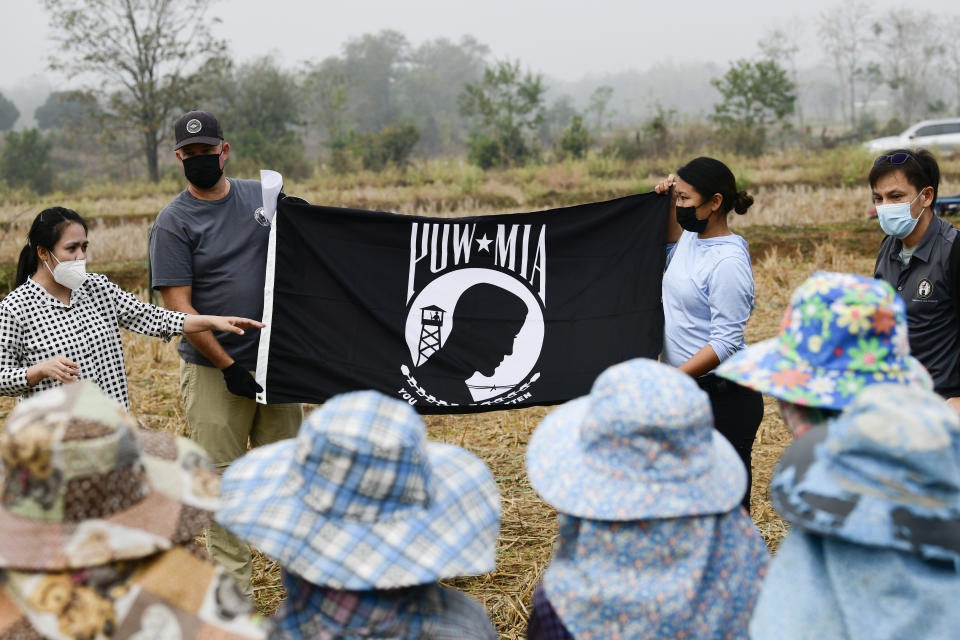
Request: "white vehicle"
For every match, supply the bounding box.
[864,118,960,155]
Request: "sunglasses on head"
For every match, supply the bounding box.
[873,152,934,191]
[874,152,916,166]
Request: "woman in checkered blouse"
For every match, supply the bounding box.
[0,207,265,409]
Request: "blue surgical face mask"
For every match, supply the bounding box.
[876,190,925,239]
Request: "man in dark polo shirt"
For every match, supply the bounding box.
[150,110,302,595]
[871,148,960,411]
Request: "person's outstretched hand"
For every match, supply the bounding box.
[207,316,265,335]
[184,315,266,335]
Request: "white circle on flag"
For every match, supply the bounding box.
[404,268,544,402]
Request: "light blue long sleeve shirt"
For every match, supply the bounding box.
[662,230,754,367]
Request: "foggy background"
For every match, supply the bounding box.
[4,0,957,128]
[1,0,959,189]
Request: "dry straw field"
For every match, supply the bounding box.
[0,148,957,638]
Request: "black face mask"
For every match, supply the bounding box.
[676,205,709,234]
[183,152,223,190]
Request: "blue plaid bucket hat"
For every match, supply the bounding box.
[526,358,746,520]
[771,384,960,568]
[715,271,931,409]
[271,570,496,640]
[215,391,501,590]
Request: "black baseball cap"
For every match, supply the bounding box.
[173,110,224,150]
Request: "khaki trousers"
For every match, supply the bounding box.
[180,360,302,596]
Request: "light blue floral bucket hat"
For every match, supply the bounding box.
[543,511,768,640]
[215,390,501,590]
[526,358,746,520]
[715,271,932,409]
[771,383,960,568]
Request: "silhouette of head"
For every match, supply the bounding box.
[441,283,528,377]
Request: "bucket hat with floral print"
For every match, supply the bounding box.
[540,510,768,640]
[715,271,931,410]
[0,382,221,570]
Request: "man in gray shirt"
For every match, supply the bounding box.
[871,148,960,412]
[150,110,301,595]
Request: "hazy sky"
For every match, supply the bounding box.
[3,0,958,90]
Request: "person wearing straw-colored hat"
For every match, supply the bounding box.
[750,384,960,639]
[215,390,501,639]
[0,381,268,639]
[713,271,933,438]
[525,358,768,639]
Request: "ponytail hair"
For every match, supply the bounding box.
[15,207,88,287]
[676,156,754,216]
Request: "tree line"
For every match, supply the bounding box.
[0,0,958,193]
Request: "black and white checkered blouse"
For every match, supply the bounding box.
[0,274,186,409]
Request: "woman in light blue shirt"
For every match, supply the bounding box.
[655,157,763,509]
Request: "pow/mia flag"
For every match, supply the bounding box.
[255,193,668,413]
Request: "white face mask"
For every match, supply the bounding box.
[44,253,88,290]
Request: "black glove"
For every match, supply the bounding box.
[221,363,263,399]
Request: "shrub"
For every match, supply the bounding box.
[710,59,796,156]
[1,129,54,194]
[466,132,505,170]
[605,105,679,160]
[351,123,421,171]
[459,60,545,168]
[229,128,312,180]
[716,124,768,158]
[557,115,591,160]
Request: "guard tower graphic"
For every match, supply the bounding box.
[417,305,446,366]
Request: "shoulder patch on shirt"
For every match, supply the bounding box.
[917,278,934,299]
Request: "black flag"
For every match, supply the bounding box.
[255,193,668,413]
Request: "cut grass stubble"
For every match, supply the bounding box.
[0,178,899,639]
